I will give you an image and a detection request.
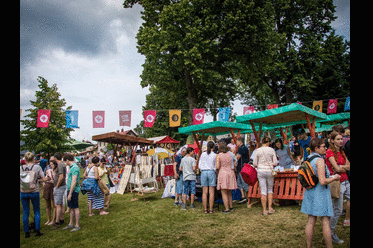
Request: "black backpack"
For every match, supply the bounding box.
[297,155,322,189]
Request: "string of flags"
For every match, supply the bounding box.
[22,98,350,129]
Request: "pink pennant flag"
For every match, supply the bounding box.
[267,104,278,110]
[327,99,338,114]
[193,108,205,125]
[37,109,51,128]
[144,110,156,127]
[92,111,105,128]
[243,106,254,115]
[119,110,131,127]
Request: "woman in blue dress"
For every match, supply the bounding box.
[301,138,340,248]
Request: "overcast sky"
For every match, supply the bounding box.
[20,0,350,142]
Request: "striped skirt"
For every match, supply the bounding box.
[87,191,104,210]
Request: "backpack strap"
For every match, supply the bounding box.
[306,155,321,163]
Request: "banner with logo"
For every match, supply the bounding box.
[144,110,156,127]
[312,100,323,112]
[66,110,79,128]
[193,108,205,125]
[327,99,338,114]
[119,110,131,127]
[92,111,105,128]
[37,109,51,128]
[169,110,181,127]
[243,106,254,115]
[344,97,350,111]
[218,107,230,122]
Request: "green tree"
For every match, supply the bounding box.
[20,76,73,159]
[237,0,350,110]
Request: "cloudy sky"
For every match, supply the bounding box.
[20,0,350,142]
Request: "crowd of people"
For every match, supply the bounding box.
[20,151,114,238]
[20,124,350,247]
[172,125,350,247]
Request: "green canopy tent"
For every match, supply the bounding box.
[236,103,327,147]
[65,139,95,151]
[178,121,252,164]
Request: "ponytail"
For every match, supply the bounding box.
[206,141,215,155]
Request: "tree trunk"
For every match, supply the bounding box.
[184,67,197,125]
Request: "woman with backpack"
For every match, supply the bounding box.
[300,138,340,248]
[20,152,46,238]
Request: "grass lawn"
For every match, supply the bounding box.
[20,187,350,247]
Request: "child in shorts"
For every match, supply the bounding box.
[179,147,196,210]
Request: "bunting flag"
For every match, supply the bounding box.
[37,109,51,128]
[92,111,105,128]
[243,106,254,115]
[193,108,205,125]
[144,110,156,127]
[344,97,350,111]
[312,100,323,112]
[169,110,181,127]
[119,110,131,127]
[66,110,79,128]
[218,107,230,122]
[267,104,278,110]
[327,99,338,114]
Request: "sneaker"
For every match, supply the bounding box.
[181,203,187,210]
[71,227,81,232]
[62,224,74,230]
[229,208,234,212]
[35,230,43,237]
[331,233,344,244]
[237,198,248,204]
[190,204,196,209]
[222,210,230,214]
[174,201,179,206]
[343,220,350,227]
[50,223,61,230]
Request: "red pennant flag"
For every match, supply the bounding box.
[92,111,105,128]
[193,108,205,125]
[243,106,254,115]
[37,109,51,128]
[119,110,131,127]
[327,99,338,114]
[267,104,278,110]
[144,110,156,127]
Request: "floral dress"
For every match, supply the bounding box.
[216,152,238,190]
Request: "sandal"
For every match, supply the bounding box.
[204,209,208,214]
[268,209,275,214]
[209,210,216,214]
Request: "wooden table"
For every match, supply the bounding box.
[247,171,305,205]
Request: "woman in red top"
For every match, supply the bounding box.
[325,131,350,244]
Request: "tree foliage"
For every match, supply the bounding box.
[124,0,350,135]
[20,77,73,159]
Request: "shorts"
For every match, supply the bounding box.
[67,191,79,209]
[175,176,183,195]
[53,185,67,205]
[182,180,196,195]
[201,170,216,187]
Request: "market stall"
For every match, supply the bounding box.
[92,131,155,197]
[178,121,252,164]
[236,103,327,147]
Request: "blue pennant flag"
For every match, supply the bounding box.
[218,107,230,122]
[344,97,350,111]
[66,110,79,128]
